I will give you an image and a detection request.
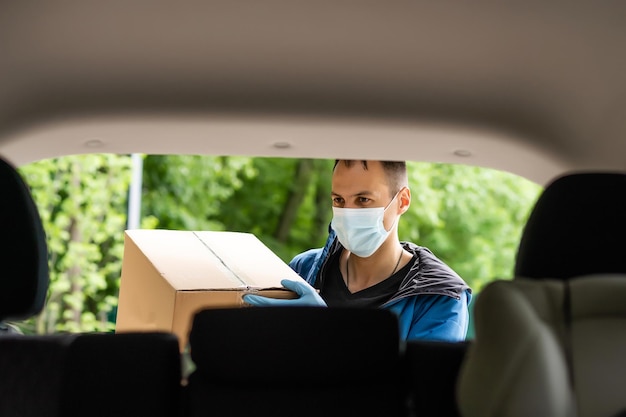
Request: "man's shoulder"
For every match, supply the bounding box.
[289,247,324,272]
[400,241,470,297]
[291,247,323,263]
[403,242,453,270]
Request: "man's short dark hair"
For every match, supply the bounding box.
[333,160,408,196]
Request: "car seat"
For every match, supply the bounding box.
[404,339,470,417]
[0,155,182,417]
[457,172,626,417]
[184,306,404,417]
[0,156,48,333]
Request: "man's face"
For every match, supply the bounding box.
[331,161,394,209]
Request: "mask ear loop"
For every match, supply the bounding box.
[382,188,404,232]
[383,189,402,211]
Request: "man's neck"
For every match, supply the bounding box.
[341,240,407,293]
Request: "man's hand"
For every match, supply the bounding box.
[243,279,327,307]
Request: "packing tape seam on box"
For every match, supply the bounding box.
[192,231,248,288]
[177,288,287,292]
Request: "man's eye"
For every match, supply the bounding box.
[332,197,344,206]
[358,197,371,204]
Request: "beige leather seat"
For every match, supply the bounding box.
[458,275,626,417]
[457,172,626,417]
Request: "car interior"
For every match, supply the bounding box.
[1,2,626,417]
[458,173,626,417]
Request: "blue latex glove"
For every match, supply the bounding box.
[243,279,327,307]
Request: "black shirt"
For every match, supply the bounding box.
[320,249,413,308]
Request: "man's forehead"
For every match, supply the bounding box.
[332,163,390,194]
[333,160,384,176]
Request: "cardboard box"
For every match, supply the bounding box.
[115,229,300,350]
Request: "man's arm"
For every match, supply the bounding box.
[391,290,471,342]
[288,248,322,280]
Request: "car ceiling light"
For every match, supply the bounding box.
[453,149,472,157]
[84,139,105,148]
[273,141,292,149]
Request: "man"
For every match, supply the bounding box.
[244,160,471,342]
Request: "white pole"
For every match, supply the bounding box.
[127,153,143,229]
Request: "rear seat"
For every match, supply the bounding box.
[1,332,182,417]
[184,306,405,417]
[0,155,183,417]
[403,340,470,417]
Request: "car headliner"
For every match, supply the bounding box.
[1,2,625,185]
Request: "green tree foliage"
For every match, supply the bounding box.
[16,154,541,334]
[217,158,334,261]
[399,163,541,292]
[141,155,255,231]
[18,154,132,333]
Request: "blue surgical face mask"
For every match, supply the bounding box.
[331,192,399,258]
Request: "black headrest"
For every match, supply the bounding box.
[189,307,400,384]
[0,157,49,321]
[515,172,626,280]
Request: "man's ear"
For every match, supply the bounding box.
[399,187,411,214]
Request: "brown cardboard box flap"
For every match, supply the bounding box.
[116,229,300,349]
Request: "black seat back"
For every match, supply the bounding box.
[1,332,182,417]
[0,335,71,417]
[404,340,470,417]
[59,332,182,417]
[185,307,403,417]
